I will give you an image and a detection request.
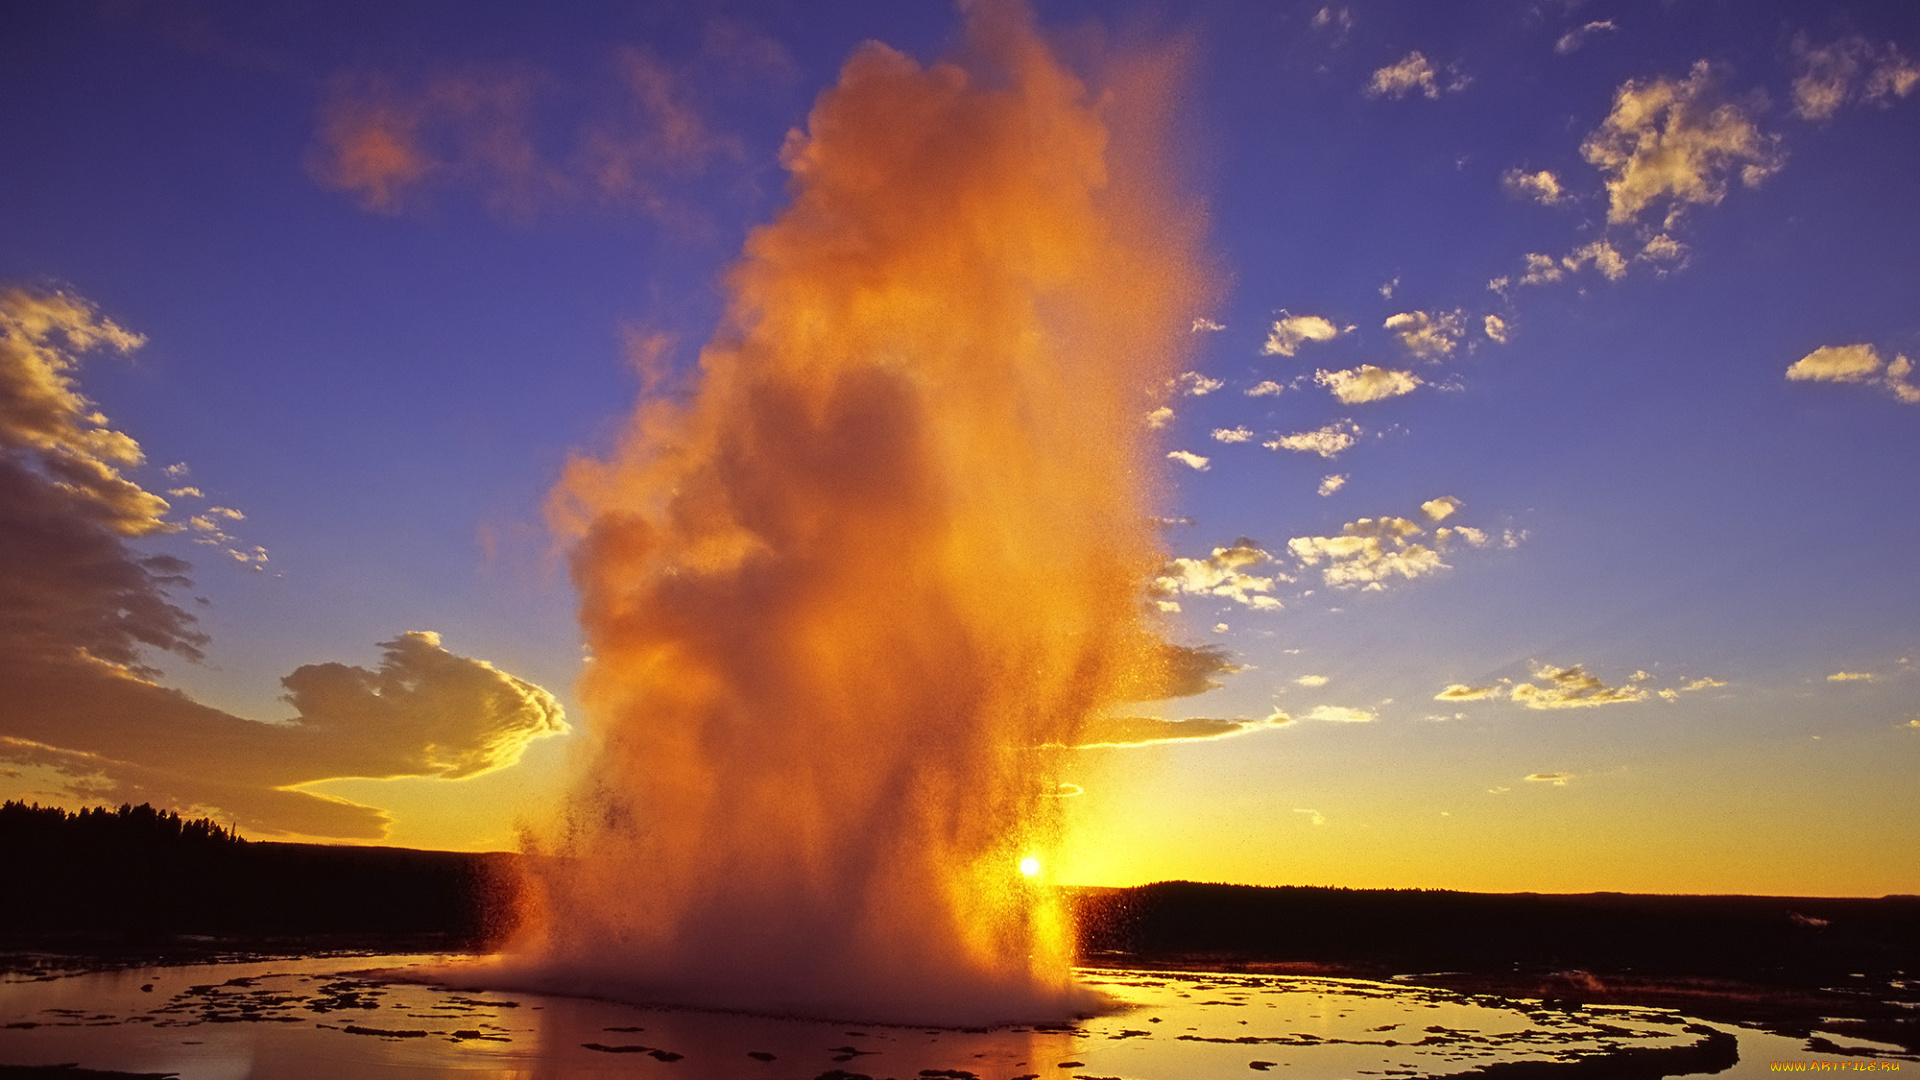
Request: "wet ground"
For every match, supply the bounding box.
[0,954,1910,1078]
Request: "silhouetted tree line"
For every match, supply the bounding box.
[1073,880,1920,985]
[5,805,1915,989]
[0,801,520,948]
[1,800,242,846]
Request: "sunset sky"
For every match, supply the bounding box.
[3,0,1915,896]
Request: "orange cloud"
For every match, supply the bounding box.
[309,34,761,224]
[309,88,433,214]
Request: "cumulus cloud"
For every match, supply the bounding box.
[1637,233,1690,272]
[1265,420,1361,459]
[1786,344,1920,403]
[1145,406,1174,429]
[1175,371,1224,396]
[1565,239,1628,281]
[1579,60,1784,226]
[1384,310,1465,358]
[1287,500,1503,592]
[1317,474,1347,497]
[1791,35,1920,121]
[1826,671,1874,682]
[1518,238,1654,287]
[2,632,568,838]
[1168,449,1211,471]
[1502,168,1568,205]
[1555,20,1617,56]
[1315,365,1423,404]
[1788,345,1882,382]
[1289,515,1449,590]
[1065,712,1287,749]
[1153,538,1286,611]
[1518,252,1565,287]
[1295,674,1329,687]
[0,288,166,536]
[0,286,566,839]
[1192,317,1225,332]
[1245,380,1286,397]
[1263,313,1345,357]
[1509,662,1649,708]
[1212,426,1254,444]
[1484,314,1510,344]
[1435,683,1504,701]
[1365,51,1461,100]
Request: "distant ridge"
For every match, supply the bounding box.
[1073,878,1920,983]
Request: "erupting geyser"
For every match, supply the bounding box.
[519,1,1209,1025]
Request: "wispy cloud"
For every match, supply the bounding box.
[1554,21,1616,56]
[1435,683,1503,701]
[1305,704,1376,723]
[308,39,760,222]
[1168,449,1211,471]
[1525,771,1573,786]
[1066,712,1288,749]
[1791,35,1920,121]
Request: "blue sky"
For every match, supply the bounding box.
[2,0,1915,893]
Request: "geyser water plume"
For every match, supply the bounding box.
[523,1,1210,1025]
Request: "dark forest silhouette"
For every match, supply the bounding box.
[1,801,517,947]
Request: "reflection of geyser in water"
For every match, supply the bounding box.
[508,1,1208,1026]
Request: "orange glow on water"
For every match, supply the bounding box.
[514,1,1210,1025]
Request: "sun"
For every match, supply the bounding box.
[1018,856,1041,877]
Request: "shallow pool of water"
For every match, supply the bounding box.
[0,954,1851,1078]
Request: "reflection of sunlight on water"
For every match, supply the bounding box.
[0,954,1852,1078]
